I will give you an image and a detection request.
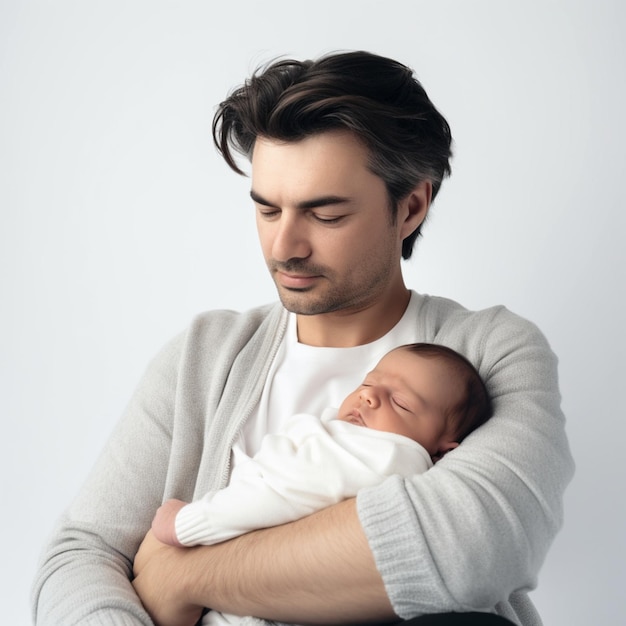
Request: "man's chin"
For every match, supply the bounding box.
[279,300,322,316]
[277,290,335,316]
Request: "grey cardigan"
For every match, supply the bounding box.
[32,293,575,625]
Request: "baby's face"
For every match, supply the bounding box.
[337,348,460,457]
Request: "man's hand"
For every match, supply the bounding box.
[132,529,204,626]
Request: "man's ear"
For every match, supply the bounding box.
[398,180,432,240]
[431,440,459,463]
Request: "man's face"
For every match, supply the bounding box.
[250,130,415,317]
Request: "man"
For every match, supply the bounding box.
[32,51,574,626]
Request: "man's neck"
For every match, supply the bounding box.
[295,287,411,348]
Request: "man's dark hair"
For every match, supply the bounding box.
[402,343,492,442]
[212,50,453,259]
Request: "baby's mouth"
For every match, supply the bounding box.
[348,408,366,426]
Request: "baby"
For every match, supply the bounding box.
[152,342,491,547]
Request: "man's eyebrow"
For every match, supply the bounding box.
[250,189,351,210]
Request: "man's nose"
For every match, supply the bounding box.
[272,213,311,262]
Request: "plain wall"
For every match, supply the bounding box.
[2,1,624,624]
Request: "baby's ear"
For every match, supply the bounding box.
[431,441,459,463]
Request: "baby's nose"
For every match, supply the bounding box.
[360,388,380,408]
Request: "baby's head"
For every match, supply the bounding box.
[337,343,492,462]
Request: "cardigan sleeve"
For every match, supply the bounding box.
[31,335,183,626]
[356,304,575,620]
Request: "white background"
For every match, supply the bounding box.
[1,1,624,624]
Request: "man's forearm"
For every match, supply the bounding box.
[135,498,396,624]
[196,498,394,622]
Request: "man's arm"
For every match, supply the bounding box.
[32,306,284,625]
[356,303,575,619]
[133,498,396,626]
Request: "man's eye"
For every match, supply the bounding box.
[312,213,343,224]
[258,209,280,220]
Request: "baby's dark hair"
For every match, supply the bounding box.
[401,343,492,442]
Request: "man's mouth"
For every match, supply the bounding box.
[275,271,320,289]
